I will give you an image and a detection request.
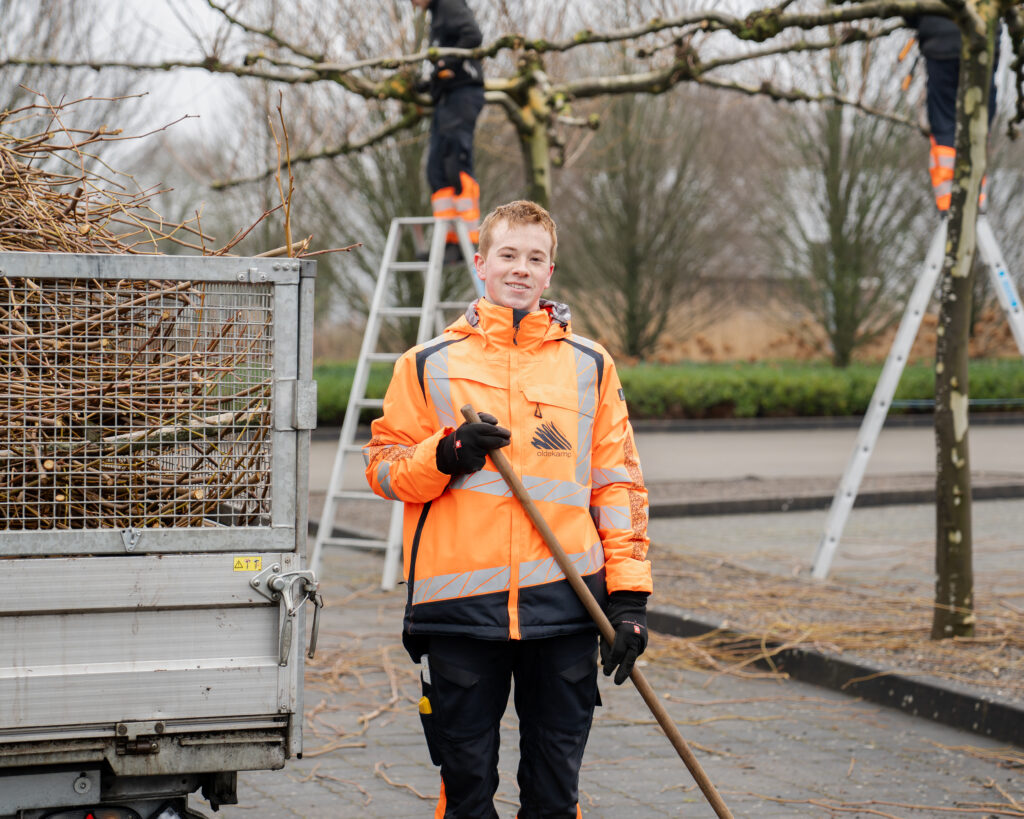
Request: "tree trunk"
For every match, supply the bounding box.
[931,8,997,640]
[523,86,552,209]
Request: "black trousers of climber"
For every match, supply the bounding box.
[924,48,998,147]
[418,630,599,819]
[427,84,485,195]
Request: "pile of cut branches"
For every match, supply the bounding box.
[0,95,281,530]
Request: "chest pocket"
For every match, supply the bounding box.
[521,384,585,417]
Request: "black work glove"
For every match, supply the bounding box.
[435,412,511,475]
[600,590,649,685]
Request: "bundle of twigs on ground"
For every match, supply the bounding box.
[0,95,280,530]
[647,547,1024,704]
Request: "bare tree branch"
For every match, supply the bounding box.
[212,106,426,189]
[691,75,923,132]
[0,55,319,85]
[205,0,326,63]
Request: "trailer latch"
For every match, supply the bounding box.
[250,565,322,666]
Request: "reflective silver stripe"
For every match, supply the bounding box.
[377,462,399,500]
[934,180,952,197]
[590,504,630,531]
[431,196,456,213]
[424,347,457,428]
[413,566,511,605]
[935,153,955,168]
[412,541,604,604]
[519,541,605,588]
[451,470,589,508]
[569,342,599,486]
[592,467,630,488]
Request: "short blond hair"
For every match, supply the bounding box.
[477,200,558,262]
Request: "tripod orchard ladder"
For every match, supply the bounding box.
[812,213,1024,579]
[309,217,482,587]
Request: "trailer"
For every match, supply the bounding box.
[0,252,319,818]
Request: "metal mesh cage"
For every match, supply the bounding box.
[1,277,274,529]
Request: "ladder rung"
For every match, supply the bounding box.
[437,301,471,310]
[342,443,367,452]
[367,352,401,363]
[353,398,384,409]
[378,307,422,317]
[331,490,380,501]
[321,536,388,550]
[389,261,429,272]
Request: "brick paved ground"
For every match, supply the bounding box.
[192,542,1024,819]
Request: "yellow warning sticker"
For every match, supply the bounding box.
[233,556,262,572]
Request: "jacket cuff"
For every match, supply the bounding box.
[605,559,653,596]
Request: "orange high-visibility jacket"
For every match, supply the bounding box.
[364,298,653,641]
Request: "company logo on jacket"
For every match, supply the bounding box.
[531,422,572,457]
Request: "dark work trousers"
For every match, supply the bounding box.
[418,630,599,818]
[925,55,998,148]
[427,84,485,195]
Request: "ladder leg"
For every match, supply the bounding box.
[976,215,1024,357]
[812,221,948,579]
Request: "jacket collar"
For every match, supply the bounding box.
[458,297,571,347]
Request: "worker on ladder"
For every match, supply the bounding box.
[412,0,485,260]
[904,13,1000,212]
[363,201,653,817]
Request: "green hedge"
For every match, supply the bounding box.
[314,359,1024,425]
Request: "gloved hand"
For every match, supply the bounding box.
[436,412,511,475]
[600,590,649,685]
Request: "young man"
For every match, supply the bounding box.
[364,200,653,818]
[411,0,485,246]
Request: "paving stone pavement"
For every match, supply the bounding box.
[191,544,1024,819]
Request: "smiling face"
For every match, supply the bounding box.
[474,219,555,313]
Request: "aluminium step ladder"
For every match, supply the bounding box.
[309,217,482,588]
[812,213,1024,579]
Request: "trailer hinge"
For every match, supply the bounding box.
[274,378,318,430]
[121,527,142,552]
